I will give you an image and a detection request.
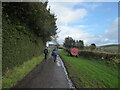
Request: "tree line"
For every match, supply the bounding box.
[64,36,96,50]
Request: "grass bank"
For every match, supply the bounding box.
[2,55,44,88]
[59,51,118,88]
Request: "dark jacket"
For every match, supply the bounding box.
[44,49,48,54]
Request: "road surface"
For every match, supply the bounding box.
[13,52,75,88]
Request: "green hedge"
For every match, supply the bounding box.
[2,17,45,74]
[2,2,57,75]
[78,50,120,64]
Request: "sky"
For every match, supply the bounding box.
[47,0,119,46]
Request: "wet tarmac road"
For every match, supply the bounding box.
[13,52,74,88]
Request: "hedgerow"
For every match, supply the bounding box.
[78,50,120,64]
[2,2,57,73]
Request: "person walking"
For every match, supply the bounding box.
[52,48,58,62]
[44,47,48,60]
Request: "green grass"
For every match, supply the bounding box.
[96,46,119,53]
[59,51,118,88]
[106,46,118,49]
[2,54,44,88]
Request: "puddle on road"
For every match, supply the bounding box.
[56,55,76,89]
[48,52,75,89]
[56,56,61,67]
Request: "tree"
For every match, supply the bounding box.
[2,2,57,44]
[64,37,84,49]
[64,36,74,48]
[75,40,84,49]
[90,43,96,50]
[51,34,59,46]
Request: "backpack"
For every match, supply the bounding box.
[44,49,48,54]
[53,50,57,54]
[52,49,57,56]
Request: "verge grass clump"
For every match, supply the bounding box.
[2,55,44,88]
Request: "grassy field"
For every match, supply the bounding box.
[97,46,119,53]
[105,46,119,49]
[59,51,118,88]
[2,55,44,88]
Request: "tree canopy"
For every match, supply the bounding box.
[90,43,96,50]
[64,36,84,49]
[2,2,57,43]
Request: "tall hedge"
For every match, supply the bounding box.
[78,50,120,64]
[2,2,57,73]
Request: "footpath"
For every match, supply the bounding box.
[13,52,75,88]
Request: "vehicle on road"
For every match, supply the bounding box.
[67,48,79,57]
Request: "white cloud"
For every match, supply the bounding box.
[48,2,87,25]
[77,2,102,10]
[48,0,119,2]
[105,18,118,43]
[57,17,119,46]
[48,2,118,46]
[57,25,108,46]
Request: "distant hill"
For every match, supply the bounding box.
[96,44,119,53]
[99,44,120,47]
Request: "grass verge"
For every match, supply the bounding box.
[2,54,44,88]
[59,51,118,88]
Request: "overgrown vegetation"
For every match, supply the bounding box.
[2,55,44,88]
[78,50,120,64]
[2,2,57,42]
[59,51,119,88]
[2,2,57,73]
